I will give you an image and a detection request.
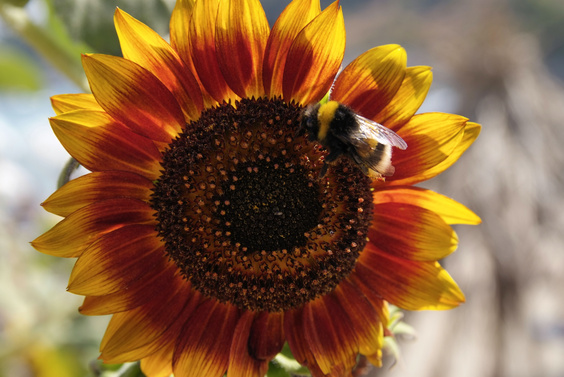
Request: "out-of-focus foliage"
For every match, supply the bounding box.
[49,0,175,55]
[0,46,42,90]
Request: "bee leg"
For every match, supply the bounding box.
[295,123,305,137]
[319,163,329,178]
[324,150,341,163]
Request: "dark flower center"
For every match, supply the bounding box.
[151,98,373,312]
[215,159,322,253]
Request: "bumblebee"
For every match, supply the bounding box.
[298,100,408,178]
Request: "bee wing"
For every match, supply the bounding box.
[345,114,407,177]
[350,114,407,151]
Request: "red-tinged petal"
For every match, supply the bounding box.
[407,121,481,184]
[32,198,155,258]
[99,278,194,363]
[67,224,166,296]
[173,300,240,377]
[373,186,481,225]
[215,0,269,99]
[170,0,217,108]
[388,112,467,184]
[51,93,102,115]
[284,308,328,377]
[332,279,384,365]
[49,110,162,180]
[355,243,465,310]
[170,0,196,67]
[227,311,270,377]
[41,171,153,217]
[302,297,358,375]
[114,8,203,121]
[79,260,178,315]
[118,289,202,367]
[377,66,433,131]
[369,202,459,261]
[249,311,284,361]
[82,53,184,143]
[283,1,345,105]
[189,0,238,103]
[262,0,321,98]
[331,45,407,119]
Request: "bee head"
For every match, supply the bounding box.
[297,104,321,141]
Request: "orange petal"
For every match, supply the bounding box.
[284,308,328,377]
[79,260,179,316]
[377,66,433,130]
[140,341,174,377]
[82,53,184,143]
[227,311,270,377]
[114,8,203,121]
[170,0,196,68]
[99,277,194,363]
[356,243,465,310]
[67,224,166,296]
[262,0,321,98]
[49,110,162,180]
[107,288,202,365]
[41,171,153,217]
[373,186,481,225]
[282,1,345,105]
[51,93,102,115]
[170,0,217,109]
[408,121,481,184]
[387,112,467,185]
[302,296,358,375]
[332,279,384,365]
[173,300,240,377]
[189,0,238,103]
[369,202,459,261]
[215,0,269,98]
[32,198,155,258]
[249,311,284,360]
[331,45,407,120]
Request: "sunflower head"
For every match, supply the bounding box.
[33,0,481,376]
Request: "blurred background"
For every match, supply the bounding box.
[1,0,563,376]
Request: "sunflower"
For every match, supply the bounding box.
[33,0,481,376]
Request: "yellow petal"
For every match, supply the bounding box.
[169,0,196,70]
[282,1,345,105]
[67,225,165,295]
[373,186,481,225]
[114,8,203,121]
[263,0,321,97]
[369,202,459,261]
[388,112,467,185]
[51,93,101,115]
[189,0,238,103]
[41,171,153,217]
[32,198,154,258]
[377,65,433,130]
[411,121,481,184]
[357,245,465,310]
[215,0,270,98]
[82,53,184,143]
[331,44,407,120]
[49,109,162,180]
[170,0,216,108]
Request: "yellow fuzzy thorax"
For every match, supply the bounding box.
[317,100,340,141]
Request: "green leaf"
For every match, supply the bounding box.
[0,45,43,90]
[50,0,176,55]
